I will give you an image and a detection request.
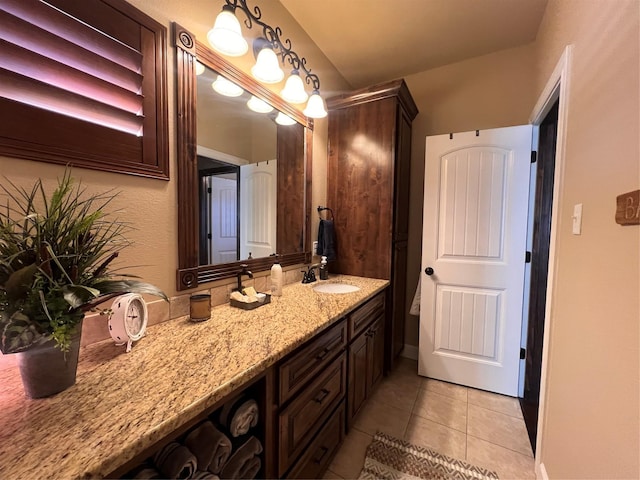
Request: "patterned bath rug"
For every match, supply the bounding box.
[358,431,499,480]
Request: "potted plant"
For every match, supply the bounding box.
[0,170,167,398]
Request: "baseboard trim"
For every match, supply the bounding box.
[400,344,418,360]
[536,461,549,480]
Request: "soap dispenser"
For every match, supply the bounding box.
[319,256,329,280]
[270,257,283,296]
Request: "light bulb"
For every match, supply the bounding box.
[251,47,284,84]
[247,96,273,113]
[303,90,327,118]
[195,61,205,76]
[212,75,243,97]
[207,6,248,57]
[275,112,296,126]
[281,70,308,104]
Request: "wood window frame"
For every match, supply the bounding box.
[0,0,169,180]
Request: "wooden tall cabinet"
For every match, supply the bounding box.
[327,80,418,369]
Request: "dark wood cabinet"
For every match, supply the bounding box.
[327,80,418,370]
[277,291,387,479]
[347,293,386,426]
[279,353,346,475]
[348,331,369,422]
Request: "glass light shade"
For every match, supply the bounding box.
[207,8,248,57]
[281,71,308,104]
[303,91,327,118]
[195,61,205,76]
[251,47,284,84]
[247,95,273,113]
[275,112,296,126]
[212,75,243,97]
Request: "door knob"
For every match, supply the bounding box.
[424,267,434,276]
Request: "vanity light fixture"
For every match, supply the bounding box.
[207,4,248,56]
[281,69,308,104]
[247,95,273,113]
[303,90,328,118]
[212,75,244,97]
[208,0,327,118]
[275,111,296,126]
[251,44,284,84]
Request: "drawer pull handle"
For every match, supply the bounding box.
[314,388,330,404]
[313,446,329,464]
[316,336,342,360]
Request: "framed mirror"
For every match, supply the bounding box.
[173,23,313,291]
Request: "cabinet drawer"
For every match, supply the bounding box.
[349,292,385,340]
[279,319,347,404]
[286,401,345,479]
[279,353,347,476]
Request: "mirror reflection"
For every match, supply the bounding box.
[196,63,303,266]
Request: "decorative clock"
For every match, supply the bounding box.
[108,293,148,352]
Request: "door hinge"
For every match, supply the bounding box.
[520,348,526,360]
[531,151,537,163]
[525,251,532,263]
[207,187,212,194]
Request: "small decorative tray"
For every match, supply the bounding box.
[230,292,271,310]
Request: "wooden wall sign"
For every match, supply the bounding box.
[615,189,640,225]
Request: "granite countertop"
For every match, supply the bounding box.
[0,274,388,480]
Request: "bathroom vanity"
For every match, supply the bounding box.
[0,275,388,479]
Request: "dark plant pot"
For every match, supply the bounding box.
[17,332,82,399]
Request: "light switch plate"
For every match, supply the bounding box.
[572,203,583,235]
[313,240,318,255]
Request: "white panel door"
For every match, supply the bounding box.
[419,126,532,396]
[210,176,238,264]
[240,161,277,260]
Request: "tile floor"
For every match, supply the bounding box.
[325,358,536,479]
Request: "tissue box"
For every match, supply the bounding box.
[230,292,271,310]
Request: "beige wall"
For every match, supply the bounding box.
[402,44,538,347]
[401,3,639,475]
[533,0,639,477]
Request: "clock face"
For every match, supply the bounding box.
[125,301,143,335]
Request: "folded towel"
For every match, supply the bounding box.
[192,471,219,480]
[152,442,197,480]
[219,436,263,479]
[317,219,337,262]
[409,276,421,316]
[184,421,232,473]
[131,464,162,479]
[239,456,261,480]
[219,396,259,437]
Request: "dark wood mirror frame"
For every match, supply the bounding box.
[173,23,313,291]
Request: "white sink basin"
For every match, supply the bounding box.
[312,283,361,294]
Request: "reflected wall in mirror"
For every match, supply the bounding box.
[174,23,312,290]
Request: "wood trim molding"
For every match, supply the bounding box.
[172,23,313,291]
[326,79,419,121]
[173,24,199,270]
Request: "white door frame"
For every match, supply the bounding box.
[528,45,573,479]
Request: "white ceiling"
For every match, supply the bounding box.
[279,0,548,89]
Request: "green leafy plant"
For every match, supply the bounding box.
[0,170,167,353]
